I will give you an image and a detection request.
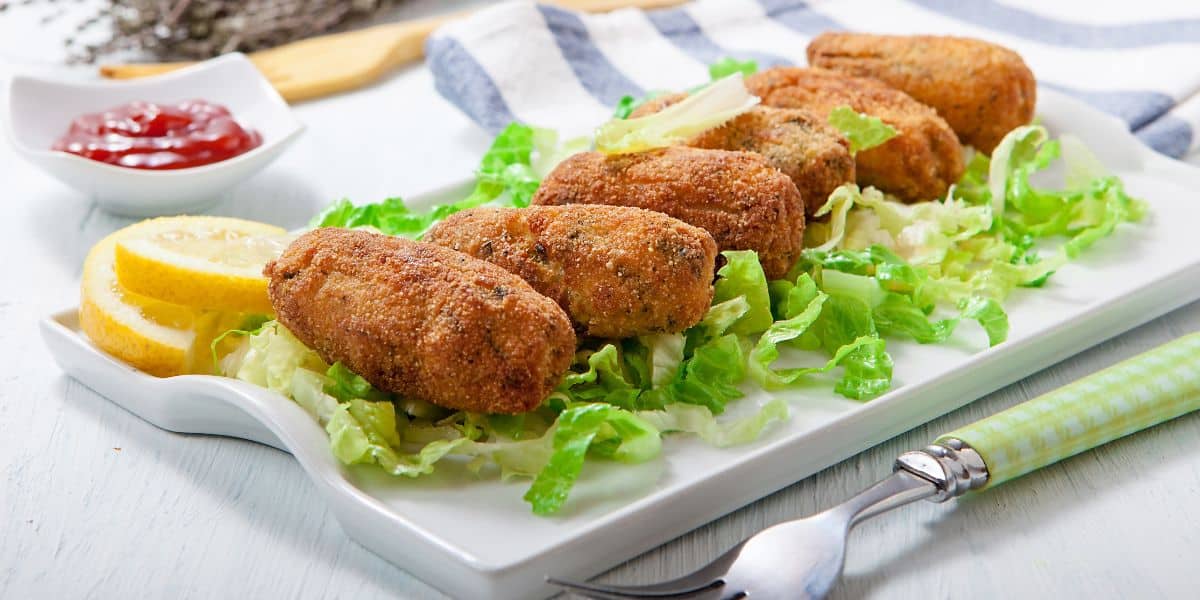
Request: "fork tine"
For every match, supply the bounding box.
[548,576,724,598]
[549,541,745,598]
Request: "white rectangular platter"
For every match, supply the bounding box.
[40,90,1200,599]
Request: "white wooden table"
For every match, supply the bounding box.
[3,3,1199,598]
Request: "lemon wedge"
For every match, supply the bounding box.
[113,216,290,314]
[81,225,202,377]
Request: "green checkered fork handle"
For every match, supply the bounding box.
[936,333,1200,489]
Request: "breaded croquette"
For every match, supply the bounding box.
[532,146,805,280]
[425,205,718,339]
[807,32,1036,154]
[745,67,964,203]
[630,96,855,215]
[265,228,575,414]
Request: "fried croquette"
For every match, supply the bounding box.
[807,32,1036,154]
[264,228,575,414]
[531,146,805,279]
[745,67,964,203]
[630,96,855,215]
[425,205,718,339]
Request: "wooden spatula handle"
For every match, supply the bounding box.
[99,61,196,80]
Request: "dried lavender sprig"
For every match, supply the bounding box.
[7,0,394,63]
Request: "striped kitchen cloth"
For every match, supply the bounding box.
[424,0,1200,160]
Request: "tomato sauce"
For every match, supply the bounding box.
[52,100,262,170]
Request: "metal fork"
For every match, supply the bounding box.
[550,441,981,600]
[550,333,1200,599]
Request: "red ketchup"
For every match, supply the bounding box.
[52,100,262,170]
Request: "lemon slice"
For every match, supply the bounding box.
[81,226,200,377]
[113,216,290,314]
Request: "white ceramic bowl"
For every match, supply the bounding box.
[5,53,304,217]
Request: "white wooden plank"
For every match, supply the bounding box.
[2,2,1200,599]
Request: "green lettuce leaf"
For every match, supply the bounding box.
[834,337,894,399]
[708,57,759,80]
[713,250,774,335]
[828,106,898,154]
[642,333,686,388]
[638,398,787,447]
[209,314,271,374]
[988,125,1050,219]
[666,333,746,414]
[748,272,894,399]
[873,294,1008,346]
[523,403,661,514]
[227,321,328,395]
[613,95,639,119]
[565,332,747,415]
[291,368,340,424]
[324,361,390,401]
[326,399,471,478]
[696,296,752,340]
[809,183,859,251]
[958,296,1010,347]
[558,344,643,409]
[811,293,894,399]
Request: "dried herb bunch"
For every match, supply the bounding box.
[1,0,396,63]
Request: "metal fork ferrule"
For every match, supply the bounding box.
[893,438,989,503]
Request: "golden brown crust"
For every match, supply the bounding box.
[745,66,964,203]
[425,205,717,339]
[630,97,855,216]
[264,228,575,414]
[531,146,805,280]
[807,32,1036,154]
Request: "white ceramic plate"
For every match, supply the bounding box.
[39,90,1200,599]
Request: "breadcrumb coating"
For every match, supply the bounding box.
[426,205,717,339]
[532,146,805,279]
[808,32,1036,154]
[265,228,575,414]
[631,96,855,215]
[746,66,964,202]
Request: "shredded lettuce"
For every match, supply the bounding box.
[221,319,769,515]
[524,403,661,514]
[642,333,686,388]
[828,106,898,154]
[806,126,1143,311]
[749,273,895,396]
[558,344,644,410]
[595,73,760,154]
[667,333,747,414]
[638,398,787,447]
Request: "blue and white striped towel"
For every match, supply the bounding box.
[425,0,1200,161]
